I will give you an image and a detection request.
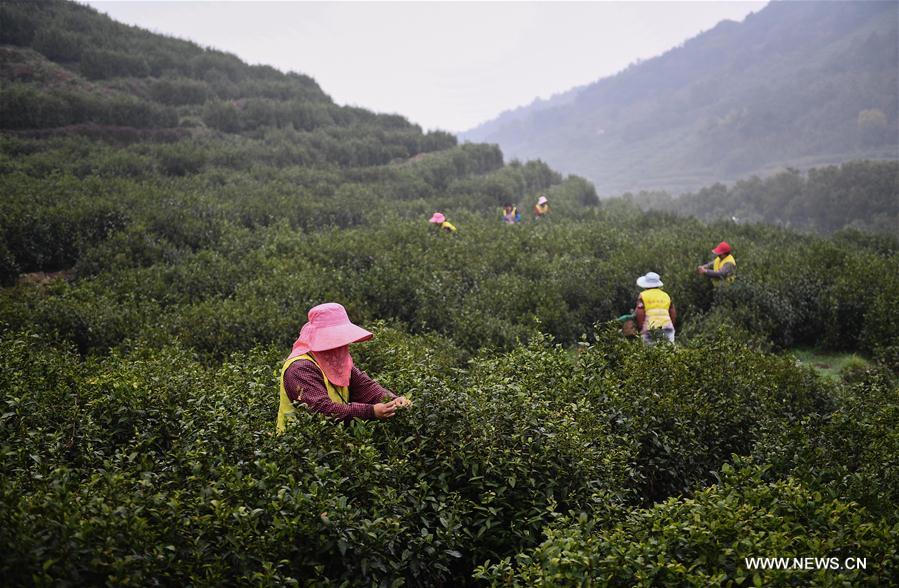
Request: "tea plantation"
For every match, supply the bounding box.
[1,1,898,585]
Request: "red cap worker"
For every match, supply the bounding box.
[698,241,736,286]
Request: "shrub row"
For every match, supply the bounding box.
[475,463,898,586]
[1,324,857,585]
[3,201,895,360]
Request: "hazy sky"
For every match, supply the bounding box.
[83,1,767,133]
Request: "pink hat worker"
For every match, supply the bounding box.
[277,302,411,431]
[428,211,457,233]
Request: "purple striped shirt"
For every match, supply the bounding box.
[284,359,396,422]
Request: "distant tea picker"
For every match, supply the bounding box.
[635,271,677,344]
[534,195,549,220]
[276,303,411,433]
[501,203,521,225]
[428,212,457,233]
[698,241,736,286]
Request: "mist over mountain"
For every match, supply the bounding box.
[460,1,899,196]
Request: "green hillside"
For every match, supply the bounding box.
[1,1,898,585]
[461,1,899,195]
[0,0,457,165]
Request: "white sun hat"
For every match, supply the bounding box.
[636,272,664,289]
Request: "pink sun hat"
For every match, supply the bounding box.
[429,212,446,224]
[289,303,373,357]
[537,196,548,205]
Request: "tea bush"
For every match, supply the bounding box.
[2,323,865,585]
[475,463,898,586]
[579,328,834,502]
[753,366,899,520]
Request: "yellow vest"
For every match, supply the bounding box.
[713,254,736,285]
[276,353,349,434]
[640,288,673,330]
[535,203,548,215]
[441,221,457,233]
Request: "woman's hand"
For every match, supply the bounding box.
[373,397,412,419]
[373,400,397,419]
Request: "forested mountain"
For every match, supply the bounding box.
[461,1,899,195]
[2,2,898,586]
[460,83,585,145]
